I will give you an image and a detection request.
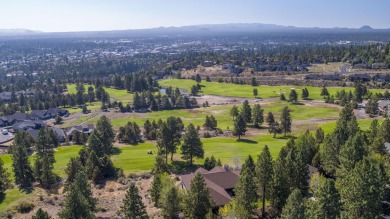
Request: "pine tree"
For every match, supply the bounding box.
[0,157,11,195]
[233,114,247,140]
[256,145,273,216]
[241,100,252,123]
[320,86,329,97]
[315,127,324,144]
[150,174,162,206]
[151,155,169,175]
[11,132,35,189]
[183,173,212,219]
[267,111,275,126]
[121,183,148,219]
[252,104,264,128]
[340,158,386,218]
[308,178,340,219]
[234,155,258,218]
[32,208,52,219]
[280,189,305,219]
[289,89,298,103]
[161,187,180,218]
[280,106,292,137]
[269,155,290,214]
[338,132,367,172]
[64,157,83,190]
[230,105,239,119]
[94,115,115,155]
[34,128,57,189]
[58,184,95,219]
[181,124,204,166]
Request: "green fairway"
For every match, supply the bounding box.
[160,79,386,100]
[319,118,383,134]
[111,142,157,175]
[66,102,103,114]
[200,134,287,164]
[72,100,340,130]
[0,188,35,213]
[66,84,133,102]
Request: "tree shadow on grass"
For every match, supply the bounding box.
[0,193,5,203]
[275,135,296,140]
[236,139,258,144]
[111,147,122,155]
[169,160,202,175]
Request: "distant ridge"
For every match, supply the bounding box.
[359,25,373,30]
[0,23,389,37]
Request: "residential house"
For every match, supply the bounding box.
[30,110,51,120]
[180,167,239,208]
[0,117,8,127]
[65,124,95,140]
[12,120,45,132]
[50,126,66,142]
[372,74,390,82]
[0,92,12,103]
[305,74,341,81]
[378,100,390,113]
[6,112,32,124]
[352,63,368,69]
[47,108,69,118]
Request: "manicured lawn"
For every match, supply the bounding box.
[0,188,35,213]
[66,84,133,102]
[66,102,102,114]
[111,142,157,175]
[160,79,386,100]
[199,135,287,165]
[319,118,383,134]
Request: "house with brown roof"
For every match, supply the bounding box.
[180,166,240,208]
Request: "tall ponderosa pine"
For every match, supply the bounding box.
[89,115,115,156]
[321,104,359,176]
[306,177,340,219]
[64,157,83,190]
[252,104,264,128]
[234,155,258,218]
[267,111,275,125]
[280,189,305,219]
[184,173,212,219]
[0,157,11,195]
[256,146,273,216]
[181,123,204,166]
[59,171,96,219]
[150,174,162,206]
[233,114,247,140]
[241,100,252,123]
[121,183,148,219]
[11,132,35,189]
[269,155,290,214]
[280,106,292,137]
[230,105,239,119]
[161,187,180,218]
[34,128,57,189]
[157,117,183,163]
[340,158,387,219]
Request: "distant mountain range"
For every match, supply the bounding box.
[0,23,388,37]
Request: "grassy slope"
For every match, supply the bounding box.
[160,79,386,100]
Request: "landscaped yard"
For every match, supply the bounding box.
[159,79,386,100]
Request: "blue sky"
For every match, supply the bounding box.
[1,0,389,32]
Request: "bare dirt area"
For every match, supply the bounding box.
[194,94,260,106]
[9,177,162,219]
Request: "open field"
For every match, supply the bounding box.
[66,84,133,102]
[307,62,344,73]
[160,79,386,100]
